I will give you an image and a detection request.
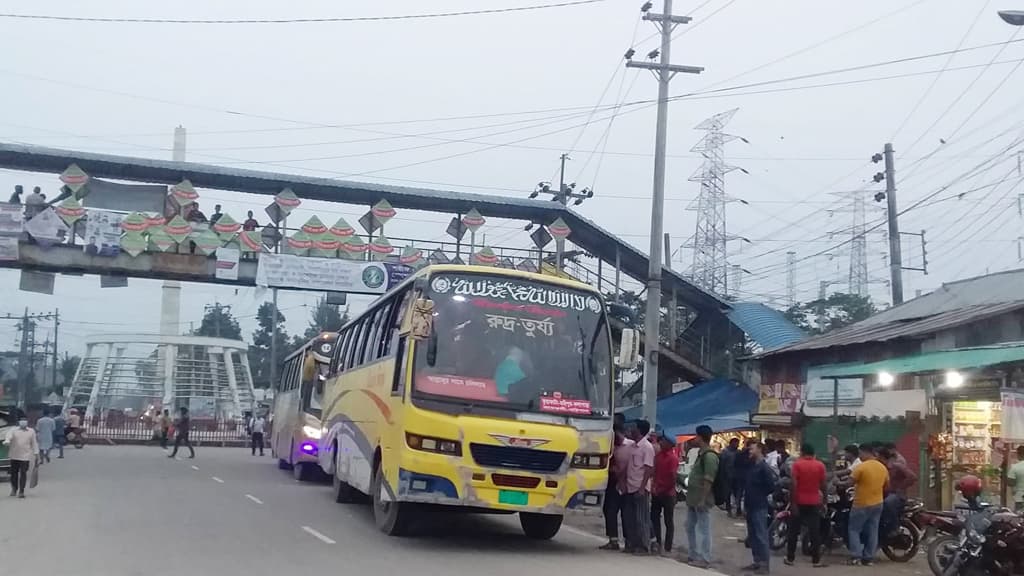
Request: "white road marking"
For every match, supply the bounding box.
[301,526,336,544]
[191,465,200,471]
[724,536,740,540]
[733,522,746,527]
[211,476,224,483]
[245,494,264,504]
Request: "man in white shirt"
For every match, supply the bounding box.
[764,440,781,473]
[250,415,266,457]
[1008,445,1024,512]
[4,418,39,498]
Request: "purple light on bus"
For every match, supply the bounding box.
[300,443,317,454]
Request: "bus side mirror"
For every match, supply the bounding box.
[617,328,640,369]
[410,298,434,340]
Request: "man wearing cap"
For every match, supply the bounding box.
[651,431,680,554]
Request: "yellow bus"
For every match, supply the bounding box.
[272,332,338,481]
[318,265,617,539]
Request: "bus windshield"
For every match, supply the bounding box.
[413,273,612,418]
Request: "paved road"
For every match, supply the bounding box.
[1,446,711,576]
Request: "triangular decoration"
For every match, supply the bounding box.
[329,217,355,238]
[120,212,148,233]
[548,217,571,239]
[339,235,367,259]
[462,208,486,232]
[285,230,312,256]
[60,164,89,195]
[170,180,199,207]
[371,199,396,225]
[192,229,221,256]
[498,257,515,269]
[120,232,147,257]
[212,213,241,239]
[369,235,393,261]
[240,230,263,253]
[399,246,423,266]
[517,258,539,273]
[145,213,166,228]
[428,248,449,265]
[473,247,498,266]
[301,215,327,235]
[311,232,341,258]
[54,197,85,226]
[163,215,193,243]
[274,188,301,215]
[147,227,176,252]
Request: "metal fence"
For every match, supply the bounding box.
[84,416,251,445]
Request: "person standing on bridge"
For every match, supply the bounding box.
[250,414,266,456]
[168,407,195,459]
[8,184,23,204]
[4,416,39,498]
[209,204,223,224]
[243,210,259,231]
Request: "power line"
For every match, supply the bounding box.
[0,1,607,24]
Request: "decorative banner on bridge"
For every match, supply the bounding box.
[24,207,69,247]
[215,247,240,281]
[82,210,123,257]
[1001,389,1024,441]
[0,202,23,235]
[0,236,17,261]
[255,254,410,294]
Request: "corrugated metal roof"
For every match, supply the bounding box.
[727,302,806,349]
[818,342,1024,378]
[760,300,1024,356]
[859,268,1024,326]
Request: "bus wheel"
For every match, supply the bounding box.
[372,460,413,536]
[333,448,359,503]
[277,458,291,471]
[293,462,313,482]
[519,513,562,540]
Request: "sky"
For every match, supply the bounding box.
[1,0,1023,356]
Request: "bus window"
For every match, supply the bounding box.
[346,320,366,370]
[384,288,414,357]
[372,300,396,359]
[359,307,385,365]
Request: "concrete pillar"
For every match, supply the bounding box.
[162,344,176,409]
[85,343,111,419]
[222,348,242,418]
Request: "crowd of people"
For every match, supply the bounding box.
[599,422,919,573]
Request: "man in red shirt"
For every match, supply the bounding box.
[650,432,680,554]
[787,443,828,567]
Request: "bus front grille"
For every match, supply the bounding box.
[469,444,566,473]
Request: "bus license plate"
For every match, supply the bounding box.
[498,490,529,506]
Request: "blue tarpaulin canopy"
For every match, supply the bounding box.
[621,379,758,437]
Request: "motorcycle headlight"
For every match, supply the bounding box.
[967,529,986,545]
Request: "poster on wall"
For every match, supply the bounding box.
[83,210,124,257]
[1001,389,1024,441]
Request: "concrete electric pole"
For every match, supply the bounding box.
[873,143,903,305]
[626,0,703,424]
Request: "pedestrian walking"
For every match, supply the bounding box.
[720,437,739,517]
[1008,445,1024,513]
[732,438,754,518]
[167,407,195,459]
[742,441,777,575]
[847,444,889,566]
[651,431,679,554]
[4,416,39,498]
[36,409,55,463]
[600,413,630,551]
[685,425,719,569]
[52,410,66,459]
[622,419,655,554]
[159,409,171,449]
[786,443,828,568]
[250,414,266,456]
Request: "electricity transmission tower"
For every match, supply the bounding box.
[687,108,746,296]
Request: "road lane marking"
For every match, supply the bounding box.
[301,526,336,544]
[211,476,225,483]
[191,465,200,471]
[245,494,264,504]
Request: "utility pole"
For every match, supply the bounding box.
[786,251,797,306]
[530,153,593,269]
[874,143,904,305]
[203,302,232,338]
[16,309,31,407]
[626,0,703,424]
[51,309,59,393]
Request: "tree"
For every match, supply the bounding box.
[60,355,81,387]
[249,302,290,388]
[784,292,877,335]
[194,303,243,340]
[302,296,350,341]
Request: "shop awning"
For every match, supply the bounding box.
[818,342,1024,379]
[621,379,758,436]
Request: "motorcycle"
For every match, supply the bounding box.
[928,508,1024,576]
[65,426,86,449]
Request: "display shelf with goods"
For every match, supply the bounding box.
[950,401,1003,499]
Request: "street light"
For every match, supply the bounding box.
[878,371,895,387]
[999,10,1024,26]
[945,370,965,388]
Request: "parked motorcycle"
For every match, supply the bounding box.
[927,507,1024,576]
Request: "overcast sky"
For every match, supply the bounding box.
[2,0,1023,355]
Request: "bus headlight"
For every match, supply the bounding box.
[571,453,608,469]
[406,432,462,456]
[302,425,323,439]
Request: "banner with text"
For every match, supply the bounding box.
[1001,389,1024,441]
[255,253,410,294]
[215,247,240,281]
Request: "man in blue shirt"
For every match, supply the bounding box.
[743,441,778,575]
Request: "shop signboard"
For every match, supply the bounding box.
[805,367,864,407]
[1001,389,1024,441]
